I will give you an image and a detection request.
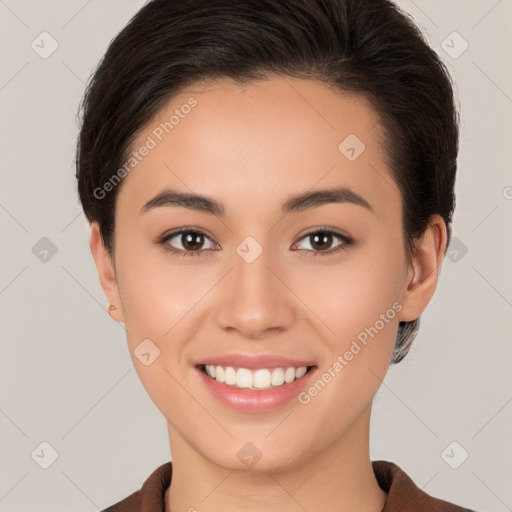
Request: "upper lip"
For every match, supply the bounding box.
[196,354,316,370]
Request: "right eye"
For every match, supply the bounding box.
[158,228,218,257]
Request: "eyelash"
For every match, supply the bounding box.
[157,226,354,258]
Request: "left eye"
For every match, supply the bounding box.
[158,228,353,257]
[292,229,353,256]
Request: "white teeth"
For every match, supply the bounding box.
[295,366,307,379]
[236,368,253,389]
[254,369,271,389]
[284,367,296,383]
[224,366,236,385]
[203,365,309,390]
[271,368,285,386]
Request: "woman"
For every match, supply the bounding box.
[75,0,476,510]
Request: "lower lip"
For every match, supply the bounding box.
[196,366,317,413]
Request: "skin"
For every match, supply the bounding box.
[90,76,447,511]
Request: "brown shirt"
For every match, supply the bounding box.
[102,460,476,511]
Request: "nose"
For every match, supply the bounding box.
[215,246,295,340]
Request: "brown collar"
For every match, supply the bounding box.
[102,460,475,511]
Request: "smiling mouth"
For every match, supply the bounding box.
[197,364,316,391]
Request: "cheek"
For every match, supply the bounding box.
[295,239,405,347]
[114,223,186,320]
[114,250,206,412]
[119,263,199,343]
[292,252,403,438]
[114,242,218,368]
[293,236,405,400]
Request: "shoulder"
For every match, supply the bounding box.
[100,462,172,512]
[372,460,478,512]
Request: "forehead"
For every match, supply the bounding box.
[116,76,399,220]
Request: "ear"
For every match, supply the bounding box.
[398,214,448,323]
[89,222,125,323]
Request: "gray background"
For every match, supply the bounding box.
[0,0,511,510]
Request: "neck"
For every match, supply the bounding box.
[165,407,386,512]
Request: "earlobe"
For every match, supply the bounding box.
[89,222,125,323]
[398,215,448,323]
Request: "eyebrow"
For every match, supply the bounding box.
[140,186,373,216]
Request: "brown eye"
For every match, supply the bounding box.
[292,229,353,256]
[180,231,205,251]
[159,228,217,256]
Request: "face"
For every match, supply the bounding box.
[92,76,434,472]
